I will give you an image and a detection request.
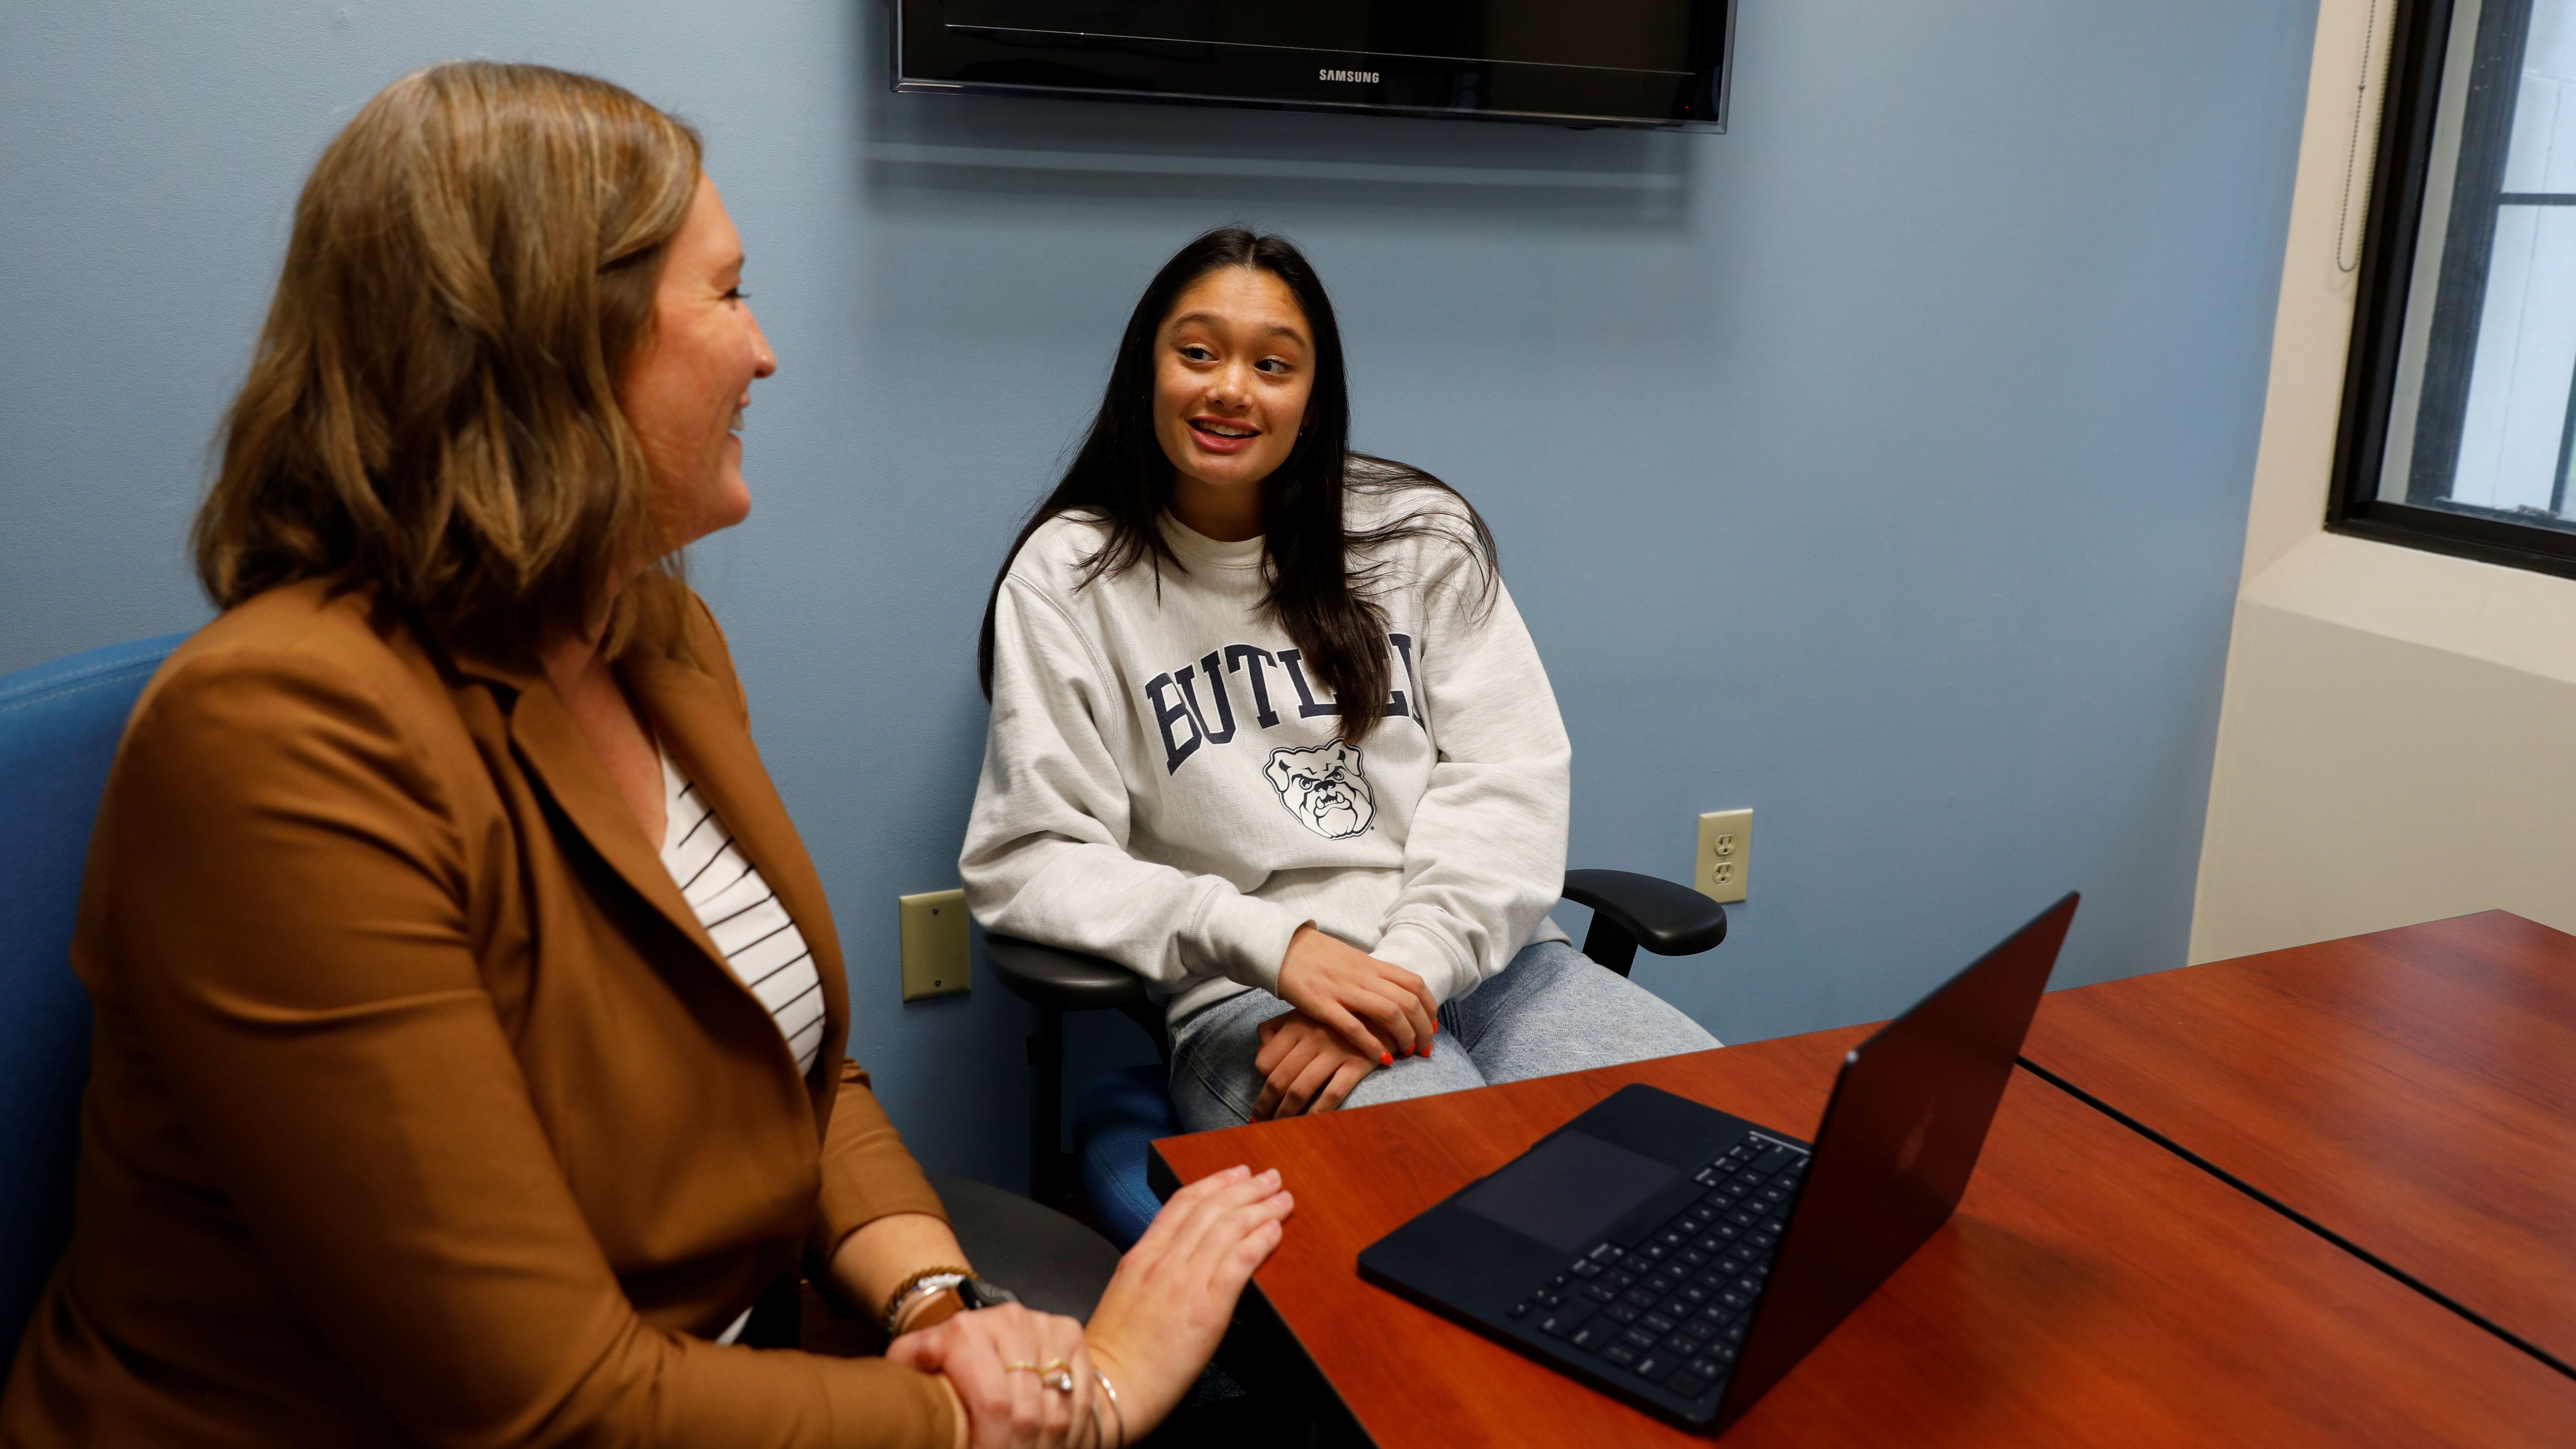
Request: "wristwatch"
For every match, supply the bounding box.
[884,1270,1020,1338]
[958,1276,1021,1311]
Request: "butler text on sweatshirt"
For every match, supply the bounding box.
[962,485,1573,1028]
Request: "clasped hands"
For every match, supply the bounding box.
[1254,924,1441,1120]
[888,1166,1293,1449]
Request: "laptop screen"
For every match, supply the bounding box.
[1456,1129,1678,1252]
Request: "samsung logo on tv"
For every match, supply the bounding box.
[1318,68,1380,84]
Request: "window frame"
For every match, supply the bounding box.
[2329,0,2576,580]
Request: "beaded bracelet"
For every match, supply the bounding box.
[879,1265,972,1339]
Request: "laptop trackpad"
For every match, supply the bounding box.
[1456,1130,1680,1252]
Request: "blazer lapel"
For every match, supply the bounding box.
[626,657,852,1081]
[497,666,732,969]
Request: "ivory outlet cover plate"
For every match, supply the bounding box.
[1697,809,1751,904]
[899,889,971,1001]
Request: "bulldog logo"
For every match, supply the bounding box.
[1264,741,1377,840]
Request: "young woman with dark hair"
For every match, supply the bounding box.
[963,229,1716,1132]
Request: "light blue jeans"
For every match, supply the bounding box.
[1168,939,1723,1133]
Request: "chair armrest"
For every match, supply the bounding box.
[982,935,1148,1012]
[1562,869,1729,959]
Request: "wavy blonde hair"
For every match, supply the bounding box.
[193,61,703,663]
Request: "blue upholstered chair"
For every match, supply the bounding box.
[988,871,1730,1247]
[0,634,186,1362]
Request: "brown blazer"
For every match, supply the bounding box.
[0,580,958,1449]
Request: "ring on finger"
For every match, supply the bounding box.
[1001,1359,1078,1394]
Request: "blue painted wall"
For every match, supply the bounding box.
[0,0,2315,1187]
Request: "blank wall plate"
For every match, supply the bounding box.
[1697,809,1751,904]
[899,889,971,1001]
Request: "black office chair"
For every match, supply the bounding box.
[986,869,1728,1244]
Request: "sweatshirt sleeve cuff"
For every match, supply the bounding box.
[1198,890,1307,995]
[1372,922,1472,1004]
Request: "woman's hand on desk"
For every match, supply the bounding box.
[890,1302,1093,1449]
[1084,1165,1295,1441]
[1253,1011,1378,1119]
[1276,924,1438,1061]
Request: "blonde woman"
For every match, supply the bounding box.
[0,63,1286,1449]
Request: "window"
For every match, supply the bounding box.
[2336,0,2576,576]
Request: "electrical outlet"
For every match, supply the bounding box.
[899,889,971,1001]
[1697,809,1751,904]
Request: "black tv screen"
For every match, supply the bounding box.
[891,1,1735,131]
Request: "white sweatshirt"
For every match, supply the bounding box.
[961,486,1573,1028]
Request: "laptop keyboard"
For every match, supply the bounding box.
[1502,1137,1808,1402]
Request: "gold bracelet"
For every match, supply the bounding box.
[880,1264,972,1339]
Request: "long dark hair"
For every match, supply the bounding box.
[976,228,1495,745]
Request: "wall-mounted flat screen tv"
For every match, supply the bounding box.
[891,1,1735,131]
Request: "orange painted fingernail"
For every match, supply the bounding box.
[1379,1051,1393,1066]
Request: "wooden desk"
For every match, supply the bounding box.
[1155,1027,2576,1446]
[2022,910,2576,1371]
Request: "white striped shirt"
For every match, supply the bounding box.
[658,745,826,1077]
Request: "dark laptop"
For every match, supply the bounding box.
[1357,892,2079,1432]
